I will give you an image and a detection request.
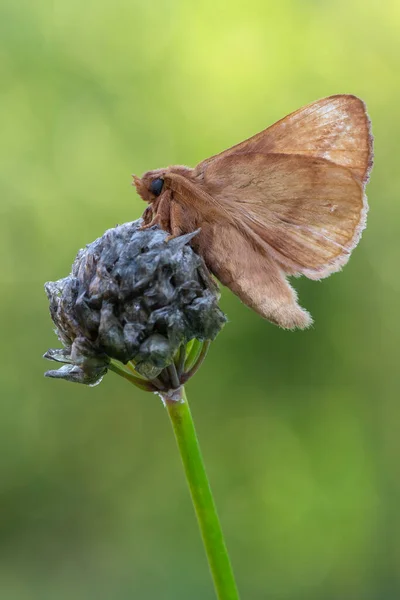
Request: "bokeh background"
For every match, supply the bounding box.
[1,0,399,598]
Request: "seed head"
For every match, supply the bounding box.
[44,221,226,388]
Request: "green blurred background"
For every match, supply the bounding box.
[0,0,399,598]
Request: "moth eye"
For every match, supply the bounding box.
[150,178,164,196]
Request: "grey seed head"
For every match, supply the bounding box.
[44,220,226,385]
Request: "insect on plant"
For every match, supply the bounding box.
[133,95,373,329]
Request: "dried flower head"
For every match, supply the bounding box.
[44,220,226,389]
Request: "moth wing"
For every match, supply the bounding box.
[195,220,312,330]
[165,95,372,325]
[196,94,372,184]
[196,151,368,279]
[165,180,312,328]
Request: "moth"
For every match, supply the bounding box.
[133,95,373,329]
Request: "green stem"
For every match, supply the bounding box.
[108,361,156,392]
[181,341,211,384]
[164,387,240,600]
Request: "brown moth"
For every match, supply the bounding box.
[133,95,373,329]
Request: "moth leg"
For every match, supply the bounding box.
[165,200,185,241]
[139,199,160,230]
[139,191,172,232]
[156,190,172,232]
[141,206,154,227]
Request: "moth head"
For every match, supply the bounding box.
[132,169,167,203]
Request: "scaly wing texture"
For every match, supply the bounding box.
[197,152,367,279]
[164,185,311,328]
[166,95,372,327]
[194,220,312,329]
[196,94,373,184]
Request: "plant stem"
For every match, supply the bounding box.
[108,361,156,392]
[181,341,211,384]
[164,386,240,600]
